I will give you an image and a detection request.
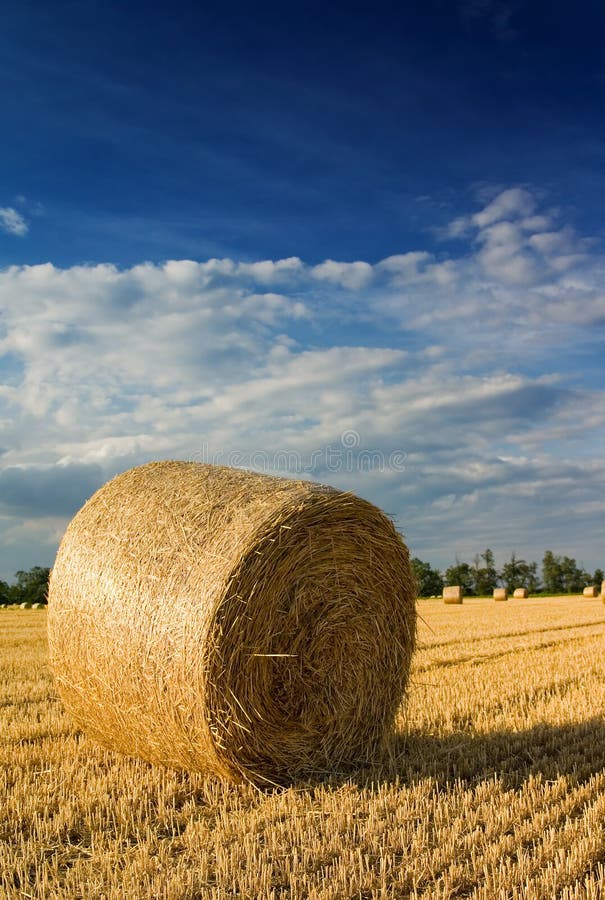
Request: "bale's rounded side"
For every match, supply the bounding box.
[443,585,463,604]
[513,588,528,599]
[48,461,416,784]
[493,588,508,601]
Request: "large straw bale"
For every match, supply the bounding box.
[443,585,463,604]
[513,588,528,599]
[583,586,598,598]
[48,461,416,784]
[493,588,508,601]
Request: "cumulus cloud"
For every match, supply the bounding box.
[472,187,535,227]
[0,186,604,578]
[310,259,374,290]
[0,206,28,236]
[415,189,596,336]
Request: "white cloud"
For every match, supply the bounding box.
[472,187,536,228]
[443,216,471,239]
[235,257,304,283]
[311,259,374,290]
[0,206,28,237]
[476,220,541,284]
[376,252,433,282]
[1,186,605,578]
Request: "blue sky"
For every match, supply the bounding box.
[1,0,604,580]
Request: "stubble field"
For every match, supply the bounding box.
[2,596,605,899]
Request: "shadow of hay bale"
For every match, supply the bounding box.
[314,718,605,792]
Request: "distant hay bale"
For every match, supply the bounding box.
[19,602,31,609]
[443,585,463,604]
[31,602,45,609]
[583,586,598,598]
[513,588,528,599]
[48,461,417,784]
[493,588,508,602]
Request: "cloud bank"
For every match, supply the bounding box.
[1,187,604,578]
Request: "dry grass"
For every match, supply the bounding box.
[3,596,605,898]
[48,461,416,785]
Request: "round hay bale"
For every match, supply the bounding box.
[583,586,598,598]
[48,461,416,784]
[493,588,508,601]
[443,585,463,604]
[513,588,528,599]
[19,601,32,609]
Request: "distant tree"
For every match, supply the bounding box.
[524,561,541,593]
[11,567,51,605]
[411,558,444,597]
[500,551,521,592]
[501,554,541,593]
[542,551,564,593]
[0,579,10,604]
[542,552,589,594]
[559,557,589,593]
[593,568,604,589]
[471,548,499,595]
[445,561,475,596]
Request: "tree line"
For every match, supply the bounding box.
[0,567,51,605]
[412,550,604,598]
[2,555,603,605]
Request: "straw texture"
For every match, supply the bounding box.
[443,585,463,604]
[47,461,416,784]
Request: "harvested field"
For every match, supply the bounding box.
[2,596,605,898]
